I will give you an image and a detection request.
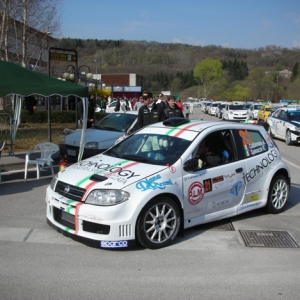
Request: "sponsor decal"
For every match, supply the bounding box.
[230,181,243,196]
[188,182,204,205]
[248,141,267,155]
[245,194,259,203]
[242,149,279,186]
[100,240,128,248]
[212,175,224,184]
[238,201,263,212]
[136,174,173,191]
[184,171,206,181]
[203,179,212,193]
[264,133,275,148]
[79,214,103,223]
[169,166,176,173]
[207,198,232,211]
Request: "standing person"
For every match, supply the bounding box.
[133,96,144,111]
[157,95,169,121]
[176,99,184,110]
[184,104,190,119]
[164,95,184,119]
[99,97,106,113]
[137,92,160,129]
[87,94,96,128]
[189,101,194,115]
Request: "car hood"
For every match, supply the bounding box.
[63,129,124,147]
[290,121,300,127]
[57,154,167,189]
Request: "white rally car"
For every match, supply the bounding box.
[46,118,290,249]
[222,104,248,121]
[267,106,300,145]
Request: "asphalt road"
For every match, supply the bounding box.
[1,106,300,299]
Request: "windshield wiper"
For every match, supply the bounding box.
[122,154,150,163]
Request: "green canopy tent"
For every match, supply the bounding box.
[0,60,89,161]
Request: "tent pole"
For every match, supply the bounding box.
[48,96,52,142]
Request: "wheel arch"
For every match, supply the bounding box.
[135,192,184,238]
[271,168,291,188]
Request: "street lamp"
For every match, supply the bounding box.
[94,59,98,99]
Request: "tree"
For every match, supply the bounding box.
[0,0,61,67]
[291,62,299,83]
[193,58,223,98]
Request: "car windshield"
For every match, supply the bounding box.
[254,105,262,109]
[105,133,191,165]
[288,111,300,121]
[93,113,136,132]
[229,105,245,110]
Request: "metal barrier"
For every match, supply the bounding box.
[0,113,14,155]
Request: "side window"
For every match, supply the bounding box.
[234,129,268,159]
[273,109,281,118]
[279,111,287,120]
[193,130,235,168]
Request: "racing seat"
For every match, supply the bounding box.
[24,142,59,181]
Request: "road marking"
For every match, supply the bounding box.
[282,158,300,171]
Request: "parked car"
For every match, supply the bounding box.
[60,111,138,161]
[257,104,274,122]
[208,102,220,116]
[247,104,263,120]
[222,104,248,121]
[47,118,290,249]
[201,101,212,113]
[105,101,118,113]
[267,107,300,145]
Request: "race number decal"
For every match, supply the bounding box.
[188,182,204,205]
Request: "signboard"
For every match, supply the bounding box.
[50,53,77,62]
[123,86,142,92]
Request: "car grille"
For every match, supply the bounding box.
[55,181,86,201]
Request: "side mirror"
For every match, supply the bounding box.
[183,158,199,172]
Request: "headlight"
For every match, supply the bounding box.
[50,174,59,191]
[85,142,98,149]
[85,190,130,206]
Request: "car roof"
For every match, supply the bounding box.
[139,118,264,136]
[110,110,138,115]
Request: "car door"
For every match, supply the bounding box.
[268,109,282,137]
[276,110,288,139]
[182,129,247,222]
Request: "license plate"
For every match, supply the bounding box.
[67,149,76,156]
[61,211,75,225]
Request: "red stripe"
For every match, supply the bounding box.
[173,122,206,137]
[74,202,84,234]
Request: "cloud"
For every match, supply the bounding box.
[261,18,272,29]
[284,13,300,25]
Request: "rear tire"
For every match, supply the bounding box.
[266,175,289,214]
[136,197,181,249]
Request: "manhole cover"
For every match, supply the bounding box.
[195,220,235,231]
[239,230,299,248]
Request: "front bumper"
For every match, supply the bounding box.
[45,186,137,248]
[60,144,103,161]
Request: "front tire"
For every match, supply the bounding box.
[136,197,181,249]
[285,130,293,145]
[266,175,289,214]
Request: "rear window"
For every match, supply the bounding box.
[235,129,268,158]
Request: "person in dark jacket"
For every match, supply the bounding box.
[137,92,160,129]
[157,95,169,121]
[164,95,184,119]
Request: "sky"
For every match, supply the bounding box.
[60,0,300,49]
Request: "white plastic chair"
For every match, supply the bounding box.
[24,142,59,181]
[0,141,5,182]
